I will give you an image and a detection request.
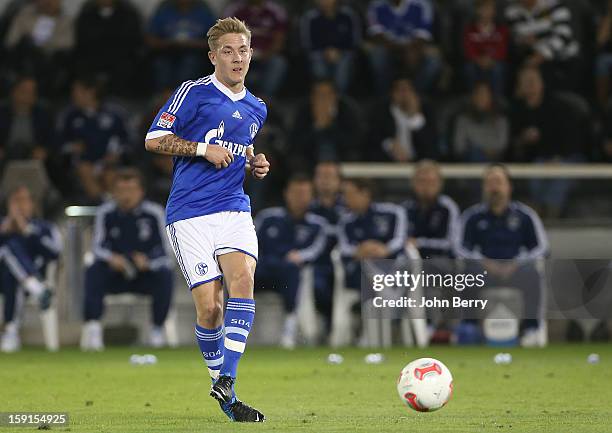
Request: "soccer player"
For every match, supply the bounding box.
[309,161,344,334]
[0,185,59,352]
[456,163,548,347]
[401,160,459,259]
[255,174,328,348]
[339,178,407,290]
[401,160,460,341]
[144,18,269,422]
[81,168,173,351]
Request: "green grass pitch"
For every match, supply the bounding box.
[1,344,611,432]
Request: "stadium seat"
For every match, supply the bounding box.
[295,265,320,345]
[329,246,429,348]
[329,248,360,347]
[361,245,429,348]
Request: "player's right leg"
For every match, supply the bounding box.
[166,216,227,381]
[167,214,264,422]
[191,279,225,381]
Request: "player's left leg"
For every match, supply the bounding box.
[216,252,256,379]
[210,251,264,422]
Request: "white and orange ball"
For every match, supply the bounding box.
[396,358,453,412]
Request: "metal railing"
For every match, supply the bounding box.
[340,163,612,179]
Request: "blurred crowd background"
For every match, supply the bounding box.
[1,0,612,350]
[1,0,612,219]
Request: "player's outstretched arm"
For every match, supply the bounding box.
[145,134,233,168]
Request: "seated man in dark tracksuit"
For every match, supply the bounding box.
[81,168,173,351]
[338,178,407,292]
[402,160,460,259]
[255,175,328,349]
[309,161,344,333]
[0,185,60,352]
[456,164,548,347]
[401,160,460,339]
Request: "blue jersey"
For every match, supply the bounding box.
[92,200,173,271]
[255,207,328,263]
[367,0,433,43]
[309,197,344,265]
[401,194,460,258]
[338,202,407,260]
[0,218,62,274]
[146,74,267,225]
[456,201,548,260]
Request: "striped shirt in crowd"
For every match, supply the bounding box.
[505,0,579,61]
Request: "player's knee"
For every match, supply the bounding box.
[227,270,254,297]
[196,302,223,327]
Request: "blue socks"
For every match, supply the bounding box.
[195,324,224,381]
[195,298,255,383]
[220,298,255,379]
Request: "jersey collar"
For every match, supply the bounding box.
[210,73,246,102]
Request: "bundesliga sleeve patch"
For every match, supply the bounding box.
[157,112,176,128]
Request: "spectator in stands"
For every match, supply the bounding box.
[338,178,406,292]
[0,185,60,352]
[309,161,344,335]
[255,175,328,348]
[224,0,288,97]
[366,0,441,94]
[300,0,361,94]
[453,81,509,162]
[596,0,612,110]
[463,0,508,96]
[4,0,74,96]
[505,0,580,92]
[146,0,216,90]
[509,66,583,216]
[74,0,143,97]
[290,79,363,168]
[57,77,129,203]
[0,76,54,166]
[81,168,173,351]
[456,163,548,347]
[367,77,438,162]
[401,160,459,259]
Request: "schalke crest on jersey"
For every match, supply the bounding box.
[249,123,258,139]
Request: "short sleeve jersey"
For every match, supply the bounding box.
[146,74,267,225]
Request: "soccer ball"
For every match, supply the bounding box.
[396,357,453,412]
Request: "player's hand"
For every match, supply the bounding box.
[286,250,304,266]
[248,153,270,179]
[108,254,129,273]
[131,252,150,272]
[205,144,233,169]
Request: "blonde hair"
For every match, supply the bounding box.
[207,17,251,51]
